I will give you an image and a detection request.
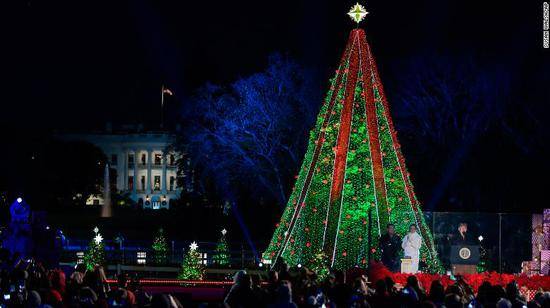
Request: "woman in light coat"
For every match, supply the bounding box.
[402,224,422,273]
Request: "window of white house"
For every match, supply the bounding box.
[154,176,161,191]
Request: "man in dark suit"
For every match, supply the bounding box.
[379,224,401,272]
[451,222,474,245]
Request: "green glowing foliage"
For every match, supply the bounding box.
[213,230,230,266]
[309,250,330,281]
[477,246,490,273]
[152,228,169,265]
[84,228,105,271]
[178,244,205,280]
[263,29,441,273]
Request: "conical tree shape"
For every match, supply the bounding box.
[263,29,442,272]
[152,228,169,265]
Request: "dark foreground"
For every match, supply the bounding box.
[2,251,550,308]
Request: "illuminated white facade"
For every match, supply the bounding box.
[63,129,189,209]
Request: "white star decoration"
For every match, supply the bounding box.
[94,233,103,244]
[189,241,198,251]
[347,3,369,24]
[221,229,227,236]
[93,226,99,234]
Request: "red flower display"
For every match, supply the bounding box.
[367,262,550,299]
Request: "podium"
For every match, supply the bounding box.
[401,258,413,274]
[450,245,479,275]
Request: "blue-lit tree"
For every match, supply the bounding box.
[387,53,529,211]
[177,53,320,206]
[391,53,509,150]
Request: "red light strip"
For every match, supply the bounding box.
[329,31,361,204]
[325,30,361,264]
[274,29,356,263]
[105,279,234,286]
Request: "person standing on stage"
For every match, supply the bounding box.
[379,224,401,272]
[451,222,473,245]
[402,224,422,273]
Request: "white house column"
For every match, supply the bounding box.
[122,149,128,190]
[146,149,152,194]
[161,152,167,193]
[132,150,138,195]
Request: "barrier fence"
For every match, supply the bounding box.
[61,211,534,273]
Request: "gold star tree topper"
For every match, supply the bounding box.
[348,3,369,24]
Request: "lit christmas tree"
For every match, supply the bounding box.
[213,229,230,266]
[152,228,169,265]
[84,226,105,271]
[263,3,441,272]
[477,236,490,272]
[178,242,205,280]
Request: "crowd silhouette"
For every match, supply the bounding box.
[0,250,548,307]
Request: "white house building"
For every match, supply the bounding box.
[62,125,191,209]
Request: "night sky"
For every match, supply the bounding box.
[3,0,545,130]
[1,0,549,214]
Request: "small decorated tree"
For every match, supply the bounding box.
[213,229,230,266]
[477,237,490,272]
[83,226,105,270]
[178,242,205,280]
[152,228,169,265]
